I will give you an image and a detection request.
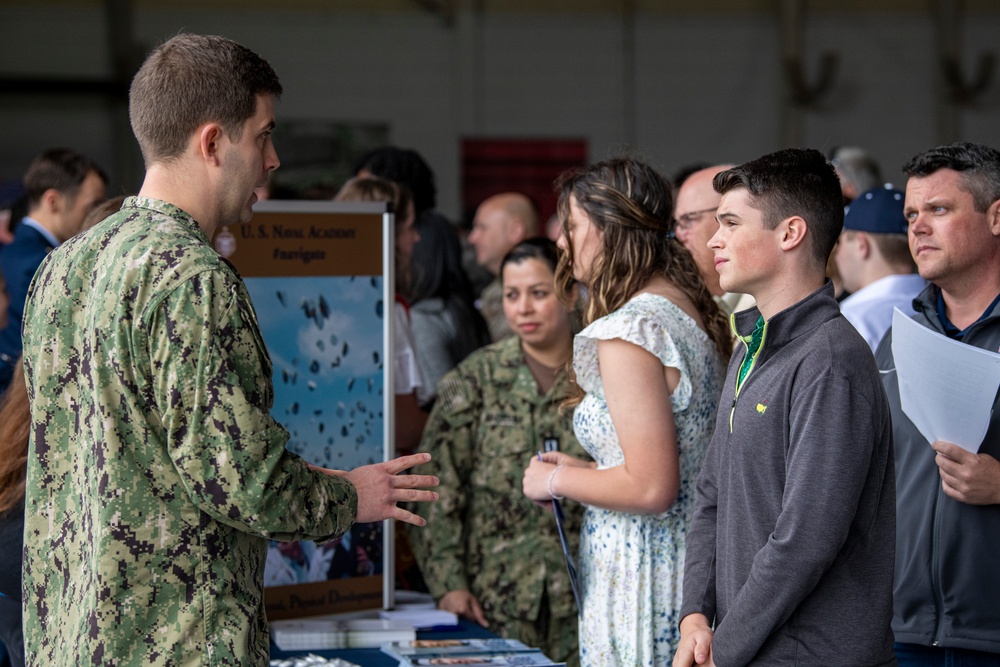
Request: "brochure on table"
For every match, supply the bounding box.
[382,638,565,666]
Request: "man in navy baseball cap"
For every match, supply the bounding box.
[833,187,927,351]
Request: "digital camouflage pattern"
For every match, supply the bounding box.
[20,197,358,666]
[409,336,587,666]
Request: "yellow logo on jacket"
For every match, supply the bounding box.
[756,401,768,414]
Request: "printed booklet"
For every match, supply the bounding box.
[402,653,566,666]
[381,639,563,666]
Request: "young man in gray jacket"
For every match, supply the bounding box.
[675,148,896,667]
[877,142,1000,666]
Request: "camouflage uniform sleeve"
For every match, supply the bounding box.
[144,268,357,542]
[409,366,479,600]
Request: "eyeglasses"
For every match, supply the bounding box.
[675,207,719,231]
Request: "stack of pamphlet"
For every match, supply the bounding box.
[380,638,566,666]
[378,608,459,630]
[271,617,415,651]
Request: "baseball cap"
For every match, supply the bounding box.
[843,187,907,235]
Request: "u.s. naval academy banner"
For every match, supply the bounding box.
[212,200,395,619]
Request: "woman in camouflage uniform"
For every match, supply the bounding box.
[410,239,588,666]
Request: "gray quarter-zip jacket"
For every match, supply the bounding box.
[681,283,897,666]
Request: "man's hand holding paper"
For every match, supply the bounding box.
[932,440,1000,505]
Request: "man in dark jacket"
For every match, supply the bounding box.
[0,148,107,392]
[876,142,1000,666]
[676,148,896,667]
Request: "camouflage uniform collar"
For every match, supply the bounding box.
[493,336,570,402]
[123,196,211,245]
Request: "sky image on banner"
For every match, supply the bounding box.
[213,200,394,618]
[246,276,385,470]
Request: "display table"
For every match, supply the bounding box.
[270,618,497,666]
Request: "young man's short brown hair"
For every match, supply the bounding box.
[128,33,282,164]
[713,148,844,268]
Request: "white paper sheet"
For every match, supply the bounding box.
[891,308,1000,453]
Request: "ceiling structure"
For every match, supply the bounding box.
[3,0,999,12]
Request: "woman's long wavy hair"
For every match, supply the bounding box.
[555,158,731,404]
[0,360,30,516]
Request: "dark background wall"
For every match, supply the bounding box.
[1,1,997,218]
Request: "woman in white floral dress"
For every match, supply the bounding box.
[523,158,731,666]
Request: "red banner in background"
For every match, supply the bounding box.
[461,138,588,229]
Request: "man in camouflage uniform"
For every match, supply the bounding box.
[20,34,437,666]
[409,334,588,666]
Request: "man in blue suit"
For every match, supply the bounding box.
[0,148,106,392]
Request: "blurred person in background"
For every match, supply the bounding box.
[830,145,884,204]
[834,187,926,351]
[0,180,24,247]
[0,148,106,393]
[79,194,127,234]
[352,146,437,220]
[409,210,490,408]
[335,175,427,452]
[674,164,754,318]
[0,362,24,667]
[468,193,539,342]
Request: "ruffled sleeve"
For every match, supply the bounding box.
[573,295,694,412]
